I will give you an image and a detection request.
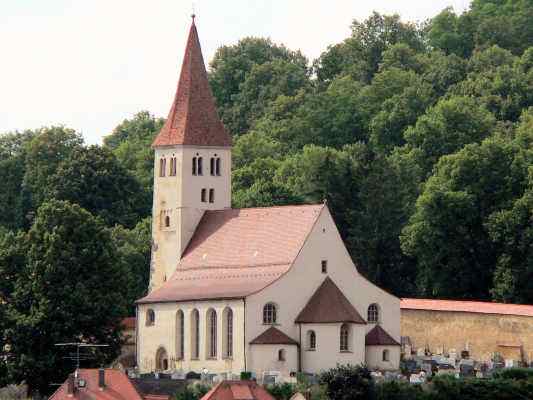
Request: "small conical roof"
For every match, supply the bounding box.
[152,18,232,148]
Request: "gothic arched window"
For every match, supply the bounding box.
[210,157,215,176]
[307,330,316,350]
[340,323,350,351]
[223,308,233,358]
[176,310,184,360]
[368,304,379,323]
[192,157,197,175]
[215,158,221,176]
[209,189,215,203]
[159,158,166,177]
[263,303,277,324]
[191,309,200,359]
[146,309,155,326]
[207,308,217,358]
[197,157,203,175]
[165,216,170,228]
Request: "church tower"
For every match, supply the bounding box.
[149,17,232,291]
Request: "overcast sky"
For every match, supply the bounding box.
[1,0,470,144]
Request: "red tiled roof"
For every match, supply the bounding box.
[122,317,136,329]
[295,277,366,324]
[400,298,533,317]
[250,327,299,345]
[138,204,323,304]
[49,369,152,400]
[152,19,231,148]
[365,325,400,346]
[200,381,275,400]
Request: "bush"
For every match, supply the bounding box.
[491,367,533,381]
[375,380,427,400]
[240,371,252,380]
[319,365,374,400]
[175,383,211,400]
[266,383,297,400]
[429,375,533,400]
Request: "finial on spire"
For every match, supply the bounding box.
[191,2,196,22]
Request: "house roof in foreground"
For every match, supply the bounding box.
[401,298,533,317]
[138,204,323,304]
[365,324,400,346]
[295,277,366,324]
[49,369,152,400]
[250,327,299,346]
[200,381,275,400]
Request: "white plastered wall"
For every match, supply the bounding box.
[245,206,400,375]
[150,146,231,290]
[300,323,366,374]
[248,344,298,379]
[365,346,401,371]
[137,299,245,375]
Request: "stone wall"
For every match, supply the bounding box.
[401,309,533,363]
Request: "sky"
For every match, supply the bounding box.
[1,0,471,144]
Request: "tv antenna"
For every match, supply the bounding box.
[55,342,110,371]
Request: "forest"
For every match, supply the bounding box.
[0,0,532,392]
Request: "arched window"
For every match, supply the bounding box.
[191,309,200,359]
[146,309,155,326]
[278,349,286,361]
[197,157,203,175]
[223,308,233,358]
[170,157,177,176]
[215,158,221,176]
[307,330,316,350]
[368,304,379,323]
[382,349,390,362]
[159,158,166,177]
[340,323,350,351]
[155,347,168,371]
[209,188,215,203]
[263,303,277,324]
[176,310,184,360]
[207,308,217,358]
[165,216,170,228]
[210,157,215,176]
[192,157,197,175]
[201,188,207,202]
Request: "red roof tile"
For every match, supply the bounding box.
[138,204,323,304]
[400,298,533,317]
[295,277,366,324]
[152,19,231,148]
[200,381,275,400]
[250,327,299,345]
[365,325,400,346]
[49,369,151,400]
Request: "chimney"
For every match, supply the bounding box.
[67,374,75,397]
[98,368,105,391]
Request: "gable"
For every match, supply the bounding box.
[295,277,366,324]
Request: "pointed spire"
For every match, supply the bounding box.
[152,19,232,148]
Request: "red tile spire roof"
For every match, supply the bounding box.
[152,18,232,148]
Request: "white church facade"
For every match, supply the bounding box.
[136,17,401,380]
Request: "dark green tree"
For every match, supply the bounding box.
[47,146,150,228]
[1,200,129,394]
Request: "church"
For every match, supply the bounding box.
[136,17,400,380]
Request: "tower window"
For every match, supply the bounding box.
[192,157,197,175]
[197,157,203,175]
[321,260,328,273]
[209,189,215,203]
[159,158,166,177]
[170,157,177,176]
[146,309,155,326]
[210,157,215,176]
[201,189,207,203]
[165,216,170,228]
[215,158,221,176]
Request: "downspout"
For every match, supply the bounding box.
[135,304,140,370]
[298,324,302,373]
[243,298,247,373]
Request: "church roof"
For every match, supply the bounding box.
[250,327,299,345]
[152,18,231,148]
[365,325,400,346]
[200,381,275,400]
[295,277,366,324]
[138,204,324,304]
